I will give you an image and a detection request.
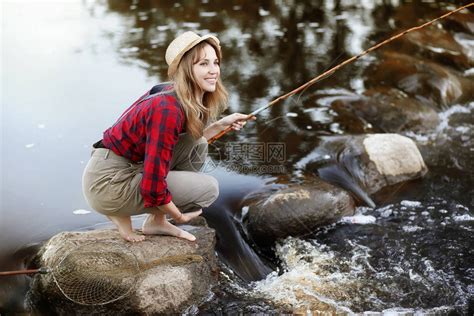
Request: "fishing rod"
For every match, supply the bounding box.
[0,267,49,276]
[207,2,474,144]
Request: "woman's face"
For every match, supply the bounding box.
[192,43,220,94]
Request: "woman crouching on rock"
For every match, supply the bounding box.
[82,31,252,242]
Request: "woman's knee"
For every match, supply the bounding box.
[199,175,219,207]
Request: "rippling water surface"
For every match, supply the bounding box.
[1,0,473,314]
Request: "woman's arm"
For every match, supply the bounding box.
[157,201,202,223]
[203,120,225,141]
[157,200,182,219]
[203,113,256,141]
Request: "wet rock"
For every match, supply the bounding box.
[246,179,355,246]
[296,90,373,134]
[453,32,474,65]
[444,10,474,34]
[310,134,428,196]
[400,27,473,70]
[366,51,474,107]
[28,220,218,315]
[361,134,428,192]
[331,87,439,133]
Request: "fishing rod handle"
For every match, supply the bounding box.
[0,268,41,276]
[207,114,256,144]
[0,267,50,276]
[207,125,233,144]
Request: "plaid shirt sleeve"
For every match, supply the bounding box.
[141,95,184,208]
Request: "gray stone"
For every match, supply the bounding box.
[28,220,218,315]
[246,179,355,246]
[331,88,439,133]
[363,134,426,181]
[313,134,428,195]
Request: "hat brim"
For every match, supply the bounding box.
[167,35,220,78]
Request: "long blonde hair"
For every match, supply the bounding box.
[171,40,228,139]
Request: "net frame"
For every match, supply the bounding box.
[51,242,141,306]
[42,241,204,306]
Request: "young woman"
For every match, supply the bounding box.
[82,31,252,242]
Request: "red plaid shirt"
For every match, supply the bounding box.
[102,84,185,208]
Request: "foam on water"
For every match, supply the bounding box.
[453,214,474,222]
[246,199,472,314]
[376,204,394,218]
[400,200,422,208]
[251,237,358,313]
[405,102,473,145]
[436,102,473,134]
[340,214,376,225]
[401,225,423,232]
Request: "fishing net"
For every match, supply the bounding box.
[46,241,203,306]
[51,242,140,305]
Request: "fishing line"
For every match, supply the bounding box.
[229,49,347,138]
[264,52,348,128]
[293,51,348,106]
[208,2,474,144]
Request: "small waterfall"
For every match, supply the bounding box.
[317,147,376,208]
[203,167,273,281]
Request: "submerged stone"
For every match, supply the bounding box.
[246,179,355,246]
[366,51,474,107]
[400,27,473,70]
[27,219,218,315]
[331,87,439,133]
[444,10,474,34]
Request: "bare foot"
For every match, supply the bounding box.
[142,215,196,241]
[174,209,203,224]
[107,215,145,242]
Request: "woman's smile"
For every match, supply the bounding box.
[193,44,220,95]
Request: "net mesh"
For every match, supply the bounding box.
[52,242,140,305]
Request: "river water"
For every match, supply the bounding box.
[1,0,473,314]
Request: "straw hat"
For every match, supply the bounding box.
[165,31,221,77]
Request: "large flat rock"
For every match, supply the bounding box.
[28,219,218,315]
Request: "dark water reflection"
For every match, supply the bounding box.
[1,0,473,314]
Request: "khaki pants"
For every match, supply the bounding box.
[82,134,218,216]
